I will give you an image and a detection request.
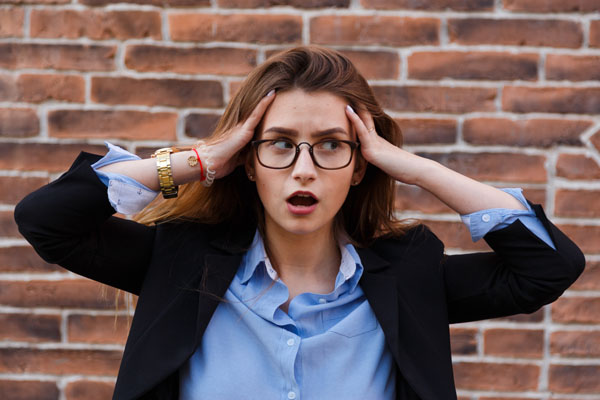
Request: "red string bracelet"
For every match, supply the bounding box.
[192,148,206,181]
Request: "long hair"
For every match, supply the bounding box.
[135,45,418,247]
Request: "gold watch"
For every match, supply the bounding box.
[152,147,178,199]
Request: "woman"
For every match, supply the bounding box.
[15,46,584,399]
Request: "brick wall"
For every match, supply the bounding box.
[1,0,599,398]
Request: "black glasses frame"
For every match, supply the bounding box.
[251,139,360,170]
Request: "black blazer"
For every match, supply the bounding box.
[14,152,585,400]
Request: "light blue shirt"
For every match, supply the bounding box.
[91,142,556,399]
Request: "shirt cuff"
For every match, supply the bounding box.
[460,188,556,250]
[91,141,158,215]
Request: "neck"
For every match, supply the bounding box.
[263,225,340,290]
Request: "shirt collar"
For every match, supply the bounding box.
[240,230,363,291]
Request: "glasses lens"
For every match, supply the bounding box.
[313,140,353,169]
[257,139,353,169]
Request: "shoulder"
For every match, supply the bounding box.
[366,223,445,264]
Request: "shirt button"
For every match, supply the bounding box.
[319,298,327,304]
[288,391,296,399]
[287,338,295,346]
[481,214,491,222]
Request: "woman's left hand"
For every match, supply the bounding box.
[345,104,425,186]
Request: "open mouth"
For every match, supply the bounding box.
[287,192,318,207]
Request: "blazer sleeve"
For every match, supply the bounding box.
[442,200,585,324]
[14,152,156,295]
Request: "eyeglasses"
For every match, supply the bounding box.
[251,138,360,170]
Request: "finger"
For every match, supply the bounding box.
[345,105,373,142]
[242,89,276,131]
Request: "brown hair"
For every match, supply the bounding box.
[135,45,417,247]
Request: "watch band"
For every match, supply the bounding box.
[153,147,178,199]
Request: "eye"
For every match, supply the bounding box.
[270,139,294,150]
[317,140,341,151]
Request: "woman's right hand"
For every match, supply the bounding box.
[200,89,276,180]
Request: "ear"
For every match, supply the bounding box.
[244,151,256,181]
[351,153,367,186]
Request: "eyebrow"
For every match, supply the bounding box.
[262,126,349,138]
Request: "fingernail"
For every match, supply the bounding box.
[346,105,356,114]
[266,89,275,97]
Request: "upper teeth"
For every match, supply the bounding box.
[298,194,310,197]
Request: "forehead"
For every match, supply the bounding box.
[260,89,350,136]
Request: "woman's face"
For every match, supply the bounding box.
[248,89,366,239]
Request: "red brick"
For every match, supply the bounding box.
[571,261,600,291]
[521,188,546,207]
[592,129,600,153]
[0,8,24,37]
[396,118,456,145]
[333,50,400,80]
[65,380,115,400]
[0,348,121,375]
[421,152,547,183]
[556,153,600,180]
[1,210,20,237]
[91,77,222,108]
[0,108,39,137]
[81,0,208,5]
[184,113,221,139]
[219,0,348,6]
[495,308,544,323]
[591,20,600,48]
[0,143,105,172]
[395,184,453,214]
[68,315,129,344]
[453,362,539,390]
[310,16,439,46]
[18,74,84,103]
[504,0,600,12]
[448,19,583,48]
[503,87,600,114]
[0,280,126,309]
[0,380,59,400]
[361,0,493,10]
[555,189,600,218]
[170,14,301,44]
[0,246,60,273]
[0,314,61,342]
[546,55,600,81]
[424,220,491,251]
[48,110,177,141]
[0,43,115,71]
[552,297,600,324]
[479,398,535,400]
[463,118,589,147]
[450,327,477,355]
[484,329,544,358]
[30,10,161,40]
[125,45,256,75]
[373,86,496,113]
[548,365,600,393]
[551,330,600,357]
[556,224,600,253]
[408,52,538,81]
[0,0,68,3]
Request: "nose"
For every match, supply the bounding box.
[291,143,317,182]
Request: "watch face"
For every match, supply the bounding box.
[187,155,199,167]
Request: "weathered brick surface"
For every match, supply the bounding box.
[310,16,439,46]
[92,77,223,108]
[362,0,493,10]
[30,10,161,40]
[0,44,116,71]
[170,14,302,44]
[65,381,115,400]
[125,45,257,75]
[48,110,177,140]
[374,86,496,113]
[463,118,589,147]
[408,52,538,81]
[453,362,539,390]
[0,8,24,37]
[1,2,599,398]
[483,329,544,358]
[448,19,583,48]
